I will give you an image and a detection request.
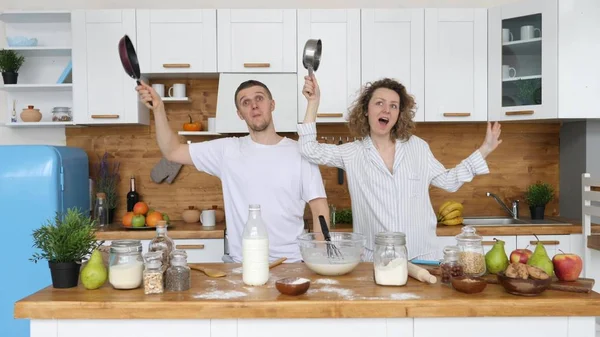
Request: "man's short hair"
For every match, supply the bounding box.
[234,80,273,109]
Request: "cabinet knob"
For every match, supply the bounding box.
[91,114,119,119]
[243,63,271,68]
[443,112,471,117]
[176,244,205,250]
[529,240,560,245]
[163,63,191,68]
[317,113,344,118]
[505,110,534,116]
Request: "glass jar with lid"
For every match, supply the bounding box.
[148,221,174,268]
[440,245,464,283]
[455,226,486,277]
[143,259,164,294]
[109,240,144,289]
[165,250,191,292]
[373,232,408,286]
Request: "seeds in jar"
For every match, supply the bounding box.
[165,267,190,291]
[143,271,164,294]
[441,262,464,283]
[458,252,485,275]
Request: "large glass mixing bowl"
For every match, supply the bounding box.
[296,232,365,276]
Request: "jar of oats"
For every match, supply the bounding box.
[455,226,486,277]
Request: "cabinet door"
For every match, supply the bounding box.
[425,9,487,122]
[361,9,425,122]
[216,73,298,133]
[136,10,217,73]
[296,9,361,123]
[516,234,569,259]
[173,239,225,263]
[217,9,296,73]
[72,10,149,125]
[488,0,558,121]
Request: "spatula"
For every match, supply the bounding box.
[189,265,227,278]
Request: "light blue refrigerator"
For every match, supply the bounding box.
[0,145,90,337]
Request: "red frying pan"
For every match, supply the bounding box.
[118,34,152,106]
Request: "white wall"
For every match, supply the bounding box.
[0,0,520,145]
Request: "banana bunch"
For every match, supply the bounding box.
[437,201,464,225]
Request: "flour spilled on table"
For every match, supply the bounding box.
[231,267,243,274]
[193,290,247,300]
[308,286,354,299]
[313,279,339,285]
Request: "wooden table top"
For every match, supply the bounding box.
[14,263,600,320]
[94,221,225,240]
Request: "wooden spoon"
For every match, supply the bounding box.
[269,257,287,269]
[189,265,227,278]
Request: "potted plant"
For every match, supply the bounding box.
[0,49,25,84]
[94,152,120,223]
[30,208,100,288]
[524,181,555,220]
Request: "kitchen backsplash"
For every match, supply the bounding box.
[66,78,560,223]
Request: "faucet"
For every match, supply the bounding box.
[486,192,519,219]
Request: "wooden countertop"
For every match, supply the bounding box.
[95,221,225,240]
[14,263,600,320]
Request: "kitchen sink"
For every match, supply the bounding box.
[461,217,569,226]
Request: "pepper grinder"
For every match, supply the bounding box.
[11,100,17,123]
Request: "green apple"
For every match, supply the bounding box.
[132,215,146,227]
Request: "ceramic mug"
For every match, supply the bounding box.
[502,28,514,43]
[502,65,517,79]
[520,25,541,40]
[200,210,216,227]
[168,83,186,98]
[152,84,165,97]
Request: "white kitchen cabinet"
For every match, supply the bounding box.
[215,73,298,133]
[296,9,361,124]
[173,239,225,263]
[72,10,149,125]
[361,9,425,122]
[516,234,570,259]
[136,10,217,74]
[424,9,487,122]
[217,9,296,73]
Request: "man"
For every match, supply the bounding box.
[136,79,330,263]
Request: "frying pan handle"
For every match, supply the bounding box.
[136,80,153,107]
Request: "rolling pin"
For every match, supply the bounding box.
[408,262,437,284]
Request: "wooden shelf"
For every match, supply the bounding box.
[178,131,221,136]
[162,97,191,103]
[503,38,541,56]
[6,47,71,57]
[503,37,542,46]
[503,75,542,82]
[1,84,72,92]
[3,121,75,127]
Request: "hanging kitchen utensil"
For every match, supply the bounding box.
[118,34,152,106]
[337,137,344,185]
[302,39,322,76]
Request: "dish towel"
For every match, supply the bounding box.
[150,157,183,184]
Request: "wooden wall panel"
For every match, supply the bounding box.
[66,79,561,223]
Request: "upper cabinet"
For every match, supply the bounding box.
[296,9,361,123]
[136,10,217,74]
[217,9,296,73]
[72,10,149,125]
[425,9,487,122]
[362,9,425,122]
[488,0,557,121]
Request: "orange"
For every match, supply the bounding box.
[146,211,163,227]
[133,201,149,215]
[122,212,134,227]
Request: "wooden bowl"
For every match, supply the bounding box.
[451,276,487,294]
[497,272,552,296]
[275,277,310,296]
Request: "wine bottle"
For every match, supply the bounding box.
[126,175,140,212]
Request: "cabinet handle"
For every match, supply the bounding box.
[176,244,205,250]
[91,114,119,119]
[529,240,560,245]
[443,112,471,117]
[243,63,271,68]
[505,110,534,116]
[163,63,191,68]
[482,241,497,246]
[317,113,344,118]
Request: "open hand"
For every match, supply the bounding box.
[135,80,163,110]
[479,121,502,158]
[302,73,320,104]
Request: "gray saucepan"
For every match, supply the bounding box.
[302,39,322,76]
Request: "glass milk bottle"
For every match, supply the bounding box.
[242,204,269,286]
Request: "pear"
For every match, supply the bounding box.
[485,238,509,274]
[81,249,108,290]
[527,237,554,277]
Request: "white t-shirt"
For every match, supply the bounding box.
[189,136,327,263]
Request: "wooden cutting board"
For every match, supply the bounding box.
[481,274,595,293]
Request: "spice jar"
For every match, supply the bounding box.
[440,245,464,283]
[373,232,408,286]
[149,221,174,268]
[143,259,164,294]
[109,240,144,289]
[455,226,486,277]
[165,250,191,292]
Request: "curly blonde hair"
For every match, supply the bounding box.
[347,78,417,141]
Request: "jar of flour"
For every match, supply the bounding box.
[373,232,408,286]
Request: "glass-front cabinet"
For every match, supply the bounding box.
[488,0,557,121]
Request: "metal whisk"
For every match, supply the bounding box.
[318,215,344,260]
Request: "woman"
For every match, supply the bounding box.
[297,75,502,261]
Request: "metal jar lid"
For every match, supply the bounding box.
[110,240,142,253]
[375,232,406,246]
